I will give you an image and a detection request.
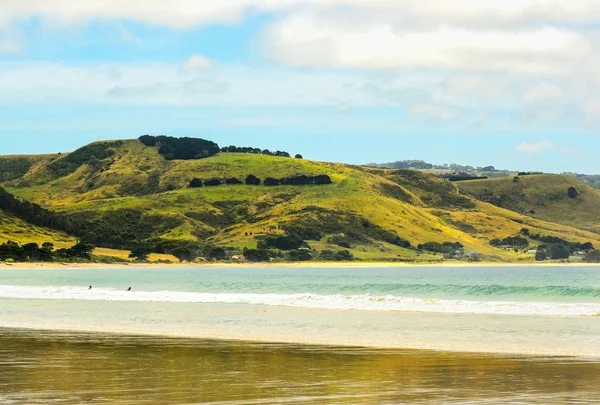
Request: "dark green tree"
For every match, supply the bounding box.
[245,175,261,186]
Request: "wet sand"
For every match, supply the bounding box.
[1,328,599,405]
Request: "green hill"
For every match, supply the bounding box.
[2,138,600,263]
[456,175,600,234]
[0,210,75,248]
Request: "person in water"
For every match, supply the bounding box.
[127,287,132,291]
[88,286,92,290]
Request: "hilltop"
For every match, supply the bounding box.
[1,136,600,264]
[456,175,600,234]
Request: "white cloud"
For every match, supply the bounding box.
[262,13,588,75]
[515,140,555,152]
[180,54,213,74]
[3,1,600,28]
[523,83,564,103]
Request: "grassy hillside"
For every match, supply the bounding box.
[0,210,76,248]
[2,139,600,262]
[456,175,600,234]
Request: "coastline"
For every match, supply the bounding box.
[1,260,599,269]
[1,322,598,359]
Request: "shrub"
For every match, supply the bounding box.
[204,179,223,187]
[189,178,203,188]
[225,178,243,185]
[264,178,281,186]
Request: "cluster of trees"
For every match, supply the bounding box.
[0,187,77,235]
[257,234,309,250]
[518,172,544,176]
[266,175,333,186]
[516,228,595,261]
[417,241,464,254]
[139,135,220,160]
[220,145,301,158]
[188,174,332,188]
[0,241,94,262]
[489,236,529,248]
[240,247,354,262]
[447,175,489,182]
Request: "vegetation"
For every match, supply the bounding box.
[220,145,292,158]
[4,137,600,263]
[139,135,220,160]
[456,174,600,234]
[0,240,94,262]
[489,236,529,249]
[48,141,122,177]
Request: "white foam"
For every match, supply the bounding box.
[1,285,599,317]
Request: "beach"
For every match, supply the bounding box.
[1,265,599,403]
[2,328,600,405]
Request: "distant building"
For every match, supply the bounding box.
[526,249,537,255]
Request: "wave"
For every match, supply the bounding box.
[1,285,599,317]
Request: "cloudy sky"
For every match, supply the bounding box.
[1,1,599,172]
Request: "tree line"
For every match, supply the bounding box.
[0,241,95,262]
[139,135,220,160]
[221,145,302,159]
[0,187,77,235]
[188,174,332,188]
[139,136,304,161]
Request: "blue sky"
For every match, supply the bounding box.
[1,1,599,173]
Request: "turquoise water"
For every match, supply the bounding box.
[2,266,600,301]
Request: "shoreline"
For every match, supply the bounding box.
[1,260,600,269]
[1,324,598,360]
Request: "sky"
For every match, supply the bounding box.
[1,1,599,173]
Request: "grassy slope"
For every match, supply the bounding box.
[0,210,76,248]
[456,175,600,234]
[2,139,600,262]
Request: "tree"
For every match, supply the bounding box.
[129,247,151,261]
[535,250,548,261]
[243,248,271,262]
[545,244,570,260]
[264,178,280,186]
[513,176,520,183]
[172,247,193,262]
[258,234,308,250]
[204,179,222,187]
[189,178,203,188]
[583,249,600,263]
[225,178,243,185]
[295,154,303,159]
[287,249,313,261]
[138,135,220,160]
[568,186,579,198]
[206,246,227,261]
[245,175,261,186]
[334,250,354,261]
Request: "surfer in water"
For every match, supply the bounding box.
[127,287,132,292]
[88,286,92,290]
